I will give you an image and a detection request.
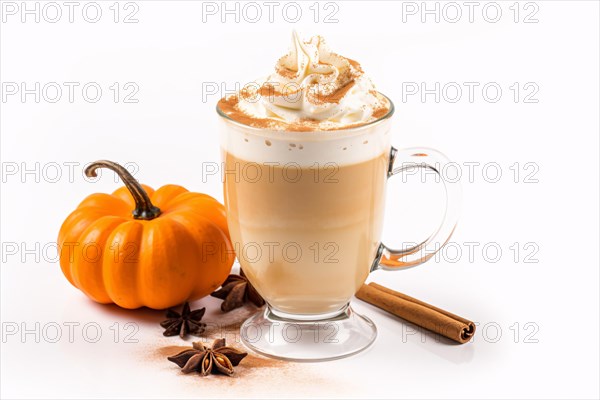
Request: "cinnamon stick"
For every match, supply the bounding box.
[355,282,475,344]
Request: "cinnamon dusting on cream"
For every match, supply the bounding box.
[218,31,391,131]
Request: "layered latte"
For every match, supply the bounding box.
[218,32,393,315]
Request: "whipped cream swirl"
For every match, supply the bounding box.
[226,31,388,130]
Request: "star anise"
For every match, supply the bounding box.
[167,338,248,377]
[160,302,206,338]
[210,269,265,312]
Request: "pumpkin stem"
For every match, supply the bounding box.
[85,160,161,220]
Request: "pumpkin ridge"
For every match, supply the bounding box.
[77,193,131,216]
[72,205,129,219]
[58,207,116,286]
[166,203,230,238]
[161,192,218,214]
[167,207,227,230]
[164,197,221,212]
[102,220,145,309]
[70,215,128,303]
[149,184,189,210]
[165,212,234,300]
[135,218,196,309]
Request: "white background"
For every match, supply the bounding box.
[1,1,599,398]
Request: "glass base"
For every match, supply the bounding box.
[240,303,377,362]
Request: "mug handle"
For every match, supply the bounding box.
[370,147,462,272]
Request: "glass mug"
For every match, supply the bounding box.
[217,95,460,361]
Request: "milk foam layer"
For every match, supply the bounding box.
[219,116,393,167]
[218,31,389,131]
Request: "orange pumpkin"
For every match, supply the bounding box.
[58,160,234,309]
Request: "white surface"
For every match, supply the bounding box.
[1,1,599,399]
